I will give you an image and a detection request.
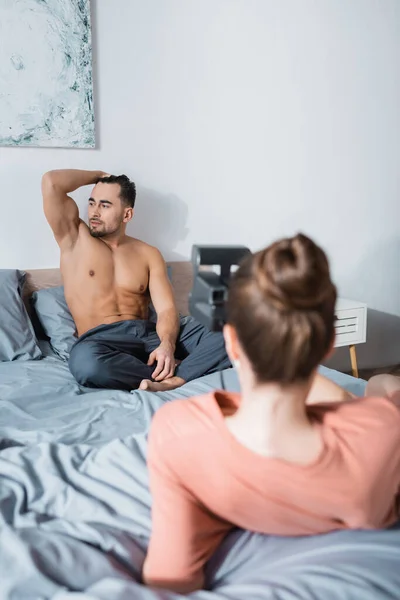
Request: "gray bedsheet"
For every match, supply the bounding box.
[0,342,367,447]
[2,351,399,600]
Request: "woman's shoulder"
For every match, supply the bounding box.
[319,395,400,431]
[150,391,237,445]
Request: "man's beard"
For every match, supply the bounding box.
[89,223,120,238]
[89,227,107,238]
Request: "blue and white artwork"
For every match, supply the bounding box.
[0,0,95,148]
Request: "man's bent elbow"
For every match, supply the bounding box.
[42,170,54,183]
[41,171,57,194]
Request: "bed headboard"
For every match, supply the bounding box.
[24,261,193,316]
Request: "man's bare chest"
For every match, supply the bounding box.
[61,240,149,296]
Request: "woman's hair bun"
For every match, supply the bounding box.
[227,233,337,384]
[253,233,333,312]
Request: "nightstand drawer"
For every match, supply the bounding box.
[334,307,366,348]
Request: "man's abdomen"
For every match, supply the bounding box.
[63,282,150,337]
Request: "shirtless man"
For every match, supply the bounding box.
[42,169,230,392]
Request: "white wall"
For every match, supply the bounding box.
[1,0,399,368]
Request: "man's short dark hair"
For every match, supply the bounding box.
[96,174,136,208]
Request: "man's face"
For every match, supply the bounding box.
[88,182,131,238]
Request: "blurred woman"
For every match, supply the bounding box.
[143,234,400,593]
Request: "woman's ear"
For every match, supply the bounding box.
[223,324,239,363]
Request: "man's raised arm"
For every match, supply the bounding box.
[42,169,105,248]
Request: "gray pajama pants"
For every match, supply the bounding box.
[68,316,231,391]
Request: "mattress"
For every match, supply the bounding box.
[2,349,399,600]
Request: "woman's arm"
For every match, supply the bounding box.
[143,409,230,593]
[142,465,205,594]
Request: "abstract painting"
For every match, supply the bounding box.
[0,0,95,148]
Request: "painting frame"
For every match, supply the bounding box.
[0,0,95,148]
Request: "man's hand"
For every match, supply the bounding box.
[148,342,176,381]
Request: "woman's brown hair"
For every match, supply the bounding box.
[227,234,337,384]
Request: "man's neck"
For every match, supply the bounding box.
[97,231,128,250]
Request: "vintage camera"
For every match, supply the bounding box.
[189,245,251,332]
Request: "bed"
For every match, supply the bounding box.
[1,265,399,600]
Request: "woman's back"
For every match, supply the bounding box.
[149,393,400,534]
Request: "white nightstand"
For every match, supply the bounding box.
[334,298,367,378]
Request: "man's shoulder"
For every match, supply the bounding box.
[124,237,163,258]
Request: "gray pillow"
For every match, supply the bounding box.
[31,266,174,360]
[0,270,42,361]
[31,287,77,360]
